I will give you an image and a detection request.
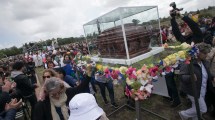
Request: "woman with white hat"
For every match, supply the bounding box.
[69,93,109,120]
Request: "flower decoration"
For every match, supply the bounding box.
[104,68,111,78]
[126,67,137,80]
[119,66,128,75]
[188,45,199,59]
[96,64,103,71]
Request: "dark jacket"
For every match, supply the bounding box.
[63,75,77,87]
[11,71,35,97]
[0,109,16,120]
[33,76,91,120]
[0,92,10,113]
[179,60,214,98]
[171,16,204,44]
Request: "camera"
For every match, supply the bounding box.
[169,2,183,15]
[170,2,183,11]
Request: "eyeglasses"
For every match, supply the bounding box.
[43,76,51,79]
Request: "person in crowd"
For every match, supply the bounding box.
[33,66,92,120]
[206,37,215,116]
[54,51,63,67]
[68,93,109,120]
[164,72,181,108]
[0,80,12,113]
[62,54,74,76]
[47,61,60,69]
[208,17,215,36]
[95,73,118,108]
[39,69,70,101]
[45,56,54,69]
[170,10,212,45]
[10,61,37,119]
[41,69,70,88]
[33,52,42,67]
[179,43,214,119]
[55,68,77,87]
[42,51,47,69]
[0,98,22,120]
[25,57,37,84]
[161,26,168,44]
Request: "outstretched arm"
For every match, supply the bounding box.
[182,16,203,43]
[170,17,186,43]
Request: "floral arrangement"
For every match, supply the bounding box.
[72,42,199,101]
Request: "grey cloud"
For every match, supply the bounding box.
[7,0,62,20]
[102,0,131,8]
[0,0,213,49]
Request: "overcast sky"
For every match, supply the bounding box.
[0,0,214,49]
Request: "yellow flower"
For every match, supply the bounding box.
[96,64,103,70]
[163,58,170,66]
[180,42,191,49]
[170,58,177,64]
[119,66,128,74]
[178,51,186,59]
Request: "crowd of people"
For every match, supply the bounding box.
[0,9,214,120]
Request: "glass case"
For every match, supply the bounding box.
[84,6,161,59]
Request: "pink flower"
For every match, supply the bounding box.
[104,68,111,78]
[126,67,137,79]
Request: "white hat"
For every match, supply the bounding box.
[69,93,104,120]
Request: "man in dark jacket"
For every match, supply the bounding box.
[25,58,37,84]
[179,43,214,119]
[11,61,37,119]
[170,10,212,45]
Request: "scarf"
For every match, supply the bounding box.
[50,93,69,120]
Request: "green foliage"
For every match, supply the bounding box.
[0,46,22,59]
[199,12,213,18]
[132,19,140,25]
[131,81,142,91]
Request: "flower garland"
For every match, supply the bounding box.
[72,42,198,101]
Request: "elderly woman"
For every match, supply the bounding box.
[38,69,70,101]
[179,43,215,119]
[33,68,92,120]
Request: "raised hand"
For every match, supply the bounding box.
[5,99,22,111]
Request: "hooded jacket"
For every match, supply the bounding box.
[11,71,35,97]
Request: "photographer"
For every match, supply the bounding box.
[170,2,207,44]
[11,61,37,119]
